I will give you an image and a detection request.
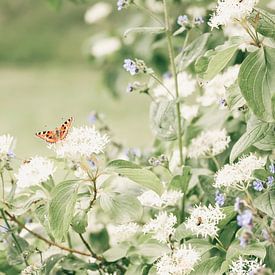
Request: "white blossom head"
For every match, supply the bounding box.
[21,264,41,275]
[185,204,225,237]
[181,105,199,121]
[156,244,200,275]
[84,2,112,24]
[15,156,55,188]
[209,0,258,29]
[153,72,196,100]
[138,190,183,208]
[107,222,141,245]
[229,256,264,275]
[90,37,121,58]
[214,154,265,189]
[197,65,240,107]
[143,212,177,243]
[188,129,230,159]
[49,126,109,160]
[0,134,15,160]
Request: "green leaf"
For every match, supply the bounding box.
[106,160,164,195]
[226,81,246,111]
[89,228,110,254]
[124,27,165,37]
[239,46,275,122]
[0,251,20,275]
[265,244,275,271]
[71,210,88,234]
[226,241,266,261]
[229,119,270,162]
[176,33,210,71]
[185,239,215,256]
[169,166,191,193]
[218,206,236,229]
[49,180,79,241]
[6,236,29,265]
[254,190,275,218]
[43,254,65,275]
[190,256,224,275]
[254,124,275,151]
[253,169,270,181]
[174,222,194,241]
[250,9,275,40]
[219,221,238,249]
[100,193,143,223]
[150,100,182,142]
[198,175,216,205]
[195,38,240,80]
[103,242,129,262]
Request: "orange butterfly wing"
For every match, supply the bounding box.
[35,117,73,143]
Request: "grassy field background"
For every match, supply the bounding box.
[0,0,153,157]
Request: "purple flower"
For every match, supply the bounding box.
[239,236,247,247]
[237,210,253,228]
[194,16,204,25]
[123,59,139,75]
[252,179,263,191]
[269,163,275,174]
[126,83,134,93]
[177,15,189,26]
[234,197,244,212]
[215,190,225,206]
[267,176,274,186]
[117,0,131,11]
[88,112,97,124]
[7,149,15,158]
[219,98,227,107]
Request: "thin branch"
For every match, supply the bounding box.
[78,233,98,258]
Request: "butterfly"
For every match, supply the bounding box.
[35,117,73,143]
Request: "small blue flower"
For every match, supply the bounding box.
[88,112,97,124]
[87,159,96,169]
[219,98,227,107]
[7,149,15,158]
[252,179,263,191]
[234,197,242,212]
[117,0,131,11]
[215,190,225,206]
[126,83,134,93]
[237,210,253,228]
[177,15,189,26]
[269,163,275,174]
[123,59,139,75]
[239,236,247,247]
[267,176,274,186]
[194,16,204,25]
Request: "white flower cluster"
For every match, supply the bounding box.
[156,244,200,275]
[185,204,225,237]
[84,2,112,24]
[143,212,177,243]
[197,65,240,107]
[49,126,109,160]
[0,134,14,159]
[90,37,121,58]
[107,222,141,245]
[180,105,199,121]
[153,72,196,100]
[21,264,41,275]
[209,0,258,29]
[229,256,264,275]
[15,156,55,188]
[214,154,265,189]
[188,129,230,159]
[138,190,183,208]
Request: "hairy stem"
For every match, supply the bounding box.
[163,0,184,166]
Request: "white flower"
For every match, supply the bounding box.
[107,222,140,245]
[229,256,264,275]
[49,126,109,159]
[188,129,230,159]
[84,2,112,24]
[181,105,199,121]
[214,154,265,189]
[185,204,225,237]
[138,190,183,208]
[15,156,55,188]
[21,265,41,275]
[197,65,240,107]
[153,72,196,100]
[0,134,14,159]
[209,0,258,29]
[90,37,121,58]
[156,244,200,275]
[143,212,177,243]
[169,148,187,174]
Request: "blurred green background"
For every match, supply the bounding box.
[0,0,153,157]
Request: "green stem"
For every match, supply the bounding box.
[150,73,175,99]
[67,232,72,252]
[214,237,226,253]
[163,0,183,166]
[211,156,220,171]
[78,233,96,257]
[1,210,29,266]
[133,1,164,26]
[0,172,4,201]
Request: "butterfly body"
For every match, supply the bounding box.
[36,117,73,143]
